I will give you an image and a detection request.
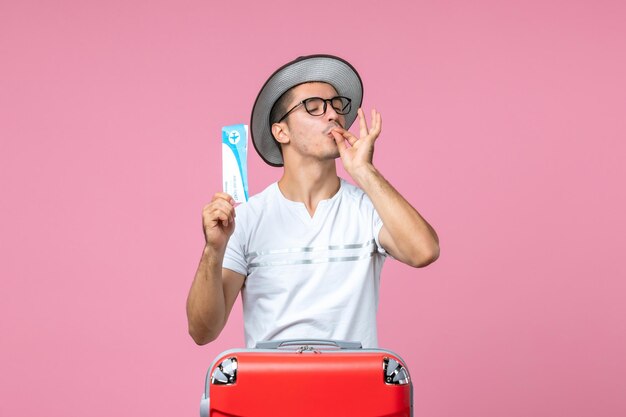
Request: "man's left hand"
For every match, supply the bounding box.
[330,108,382,178]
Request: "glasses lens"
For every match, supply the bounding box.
[302,97,352,116]
[304,98,325,116]
[331,97,351,115]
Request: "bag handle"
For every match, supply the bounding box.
[255,339,362,350]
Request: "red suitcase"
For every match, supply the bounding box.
[200,339,413,417]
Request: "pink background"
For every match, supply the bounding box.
[1,0,625,416]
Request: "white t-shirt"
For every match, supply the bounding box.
[223,178,387,348]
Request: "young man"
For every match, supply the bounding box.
[187,55,439,348]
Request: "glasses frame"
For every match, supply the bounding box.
[277,96,352,123]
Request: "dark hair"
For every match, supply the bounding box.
[269,88,296,127]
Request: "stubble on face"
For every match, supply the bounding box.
[283,82,346,162]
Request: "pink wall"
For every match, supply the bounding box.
[1,1,625,416]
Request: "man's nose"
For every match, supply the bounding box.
[324,100,341,121]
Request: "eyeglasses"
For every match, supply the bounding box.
[277,96,352,122]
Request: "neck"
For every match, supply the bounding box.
[278,159,340,217]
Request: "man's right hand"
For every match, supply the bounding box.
[189,192,244,345]
[202,192,236,252]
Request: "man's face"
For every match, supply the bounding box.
[280,82,347,163]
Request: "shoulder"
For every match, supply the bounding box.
[235,183,276,213]
[232,182,279,229]
[338,179,374,209]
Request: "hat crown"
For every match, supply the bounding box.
[250,54,363,167]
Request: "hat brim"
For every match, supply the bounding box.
[250,55,363,167]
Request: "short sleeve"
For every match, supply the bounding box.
[359,191,387,257]
[372,209,387,256]
[374,216,387,255]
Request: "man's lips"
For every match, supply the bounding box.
[324,123,343,136]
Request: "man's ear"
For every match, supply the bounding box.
[271,122,290,145]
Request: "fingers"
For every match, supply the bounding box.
[370,109,382,138]
[211,192,236,206]
[331,129,348,155]
[332,127,358,146]
[211,192,236,223]
[333,108,382,149]
[204,193,236,227]
[204,205,233,228]
[358,108,369,138]
[357,108,382,141]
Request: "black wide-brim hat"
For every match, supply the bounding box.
[250,54,364,167]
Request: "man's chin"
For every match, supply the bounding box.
[329,148,341,160]
[317,150,340,163]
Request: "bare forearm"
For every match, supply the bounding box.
[186,246,227,344]
[331,109,438,266]
[352,164,439,265]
